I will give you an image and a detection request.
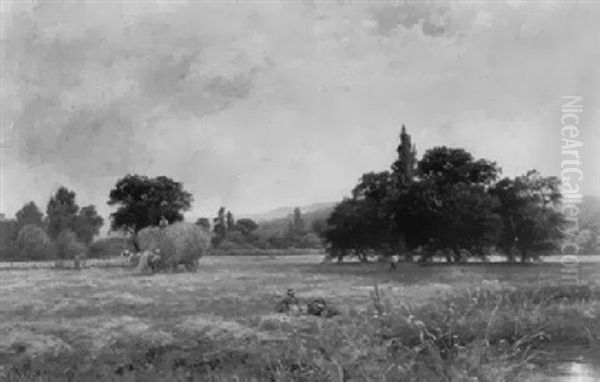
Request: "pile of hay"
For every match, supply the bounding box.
[137,222,210,272]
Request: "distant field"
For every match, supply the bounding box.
[1,255,599,381]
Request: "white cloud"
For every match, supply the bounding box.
[1,0,598,222]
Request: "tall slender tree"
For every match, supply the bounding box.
[226,211,235,231]
[391,125,417,188]
[213,207,227,245]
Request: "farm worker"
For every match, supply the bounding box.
[133,250,156,275]
[148,248,162,273]
[275,288,301,314]
[159,215,168,229]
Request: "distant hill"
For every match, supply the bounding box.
[240,201,337,222]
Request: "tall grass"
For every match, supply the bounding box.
[3,283,597,381]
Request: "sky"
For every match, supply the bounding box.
[1,0,599,224]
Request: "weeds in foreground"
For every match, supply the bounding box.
[2,284,598,381]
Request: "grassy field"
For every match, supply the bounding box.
[1,255,599,381]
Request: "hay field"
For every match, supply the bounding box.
[1,255,599,381]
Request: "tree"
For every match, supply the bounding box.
[322,198,389,262]
[55,229,86,259]
[226,211,235,231]
[418,147,499,187]
[46,187,79,239]
[16,201,44,230]
[391,125,417,188]
[403,148,502,262]
[234,218,258,236]
[0,219,19,260]
[352,172,392,202]
[492,170,564,261]
[73,205,104,245]
[108,174,193,236]
[16,224,54,260]
[213,207,227,246]
[292,207,305,235]
[195,217,211,231]
[406,181,502,262]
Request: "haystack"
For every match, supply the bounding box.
[137,222,210,272]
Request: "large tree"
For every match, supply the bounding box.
[108,175,193,236]
[404,180,502,262]
[46,187,79,239]
[492,170,563,261]
[407,147,502,262]
[16,201,44,230]
[16,224,54,260]
[418,146,499,187]
[73,205,104,244]
[323,198,389,262]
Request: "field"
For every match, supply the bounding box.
[1,255,599,381]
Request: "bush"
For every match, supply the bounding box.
[55,230,86,259]
[16,224,54,260]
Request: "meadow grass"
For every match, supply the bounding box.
[0,255,598,381]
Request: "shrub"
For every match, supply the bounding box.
[55,230,86,259]
[16,224,54,260]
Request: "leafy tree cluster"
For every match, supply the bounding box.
[207,207,260,249]
[322,125,565,263]
[0,187,103,260]
[108,175,193,234]
[252,207,325,250]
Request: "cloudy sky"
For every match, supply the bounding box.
[1,0,599,223]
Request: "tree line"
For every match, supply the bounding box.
[321,126,568,263]
[106,174,324,253]
[0,188,104,260]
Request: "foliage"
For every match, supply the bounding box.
[46,188,104,244]
[418,146,499,187]
[492,170,564,261]
[323,198,389,261]
[226,211,235,231]
[195,217,211,231]
[0,219,20,260]
[108,174,193,235]
[46,187,79,239]
[54,230,86,259]
[73,205,104,245]
[16,224,54,260]
[391,124,417,187]
[212,207,227,246]
[321,127,563,262]
[234,218,258,235]
[16,201,44,230]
